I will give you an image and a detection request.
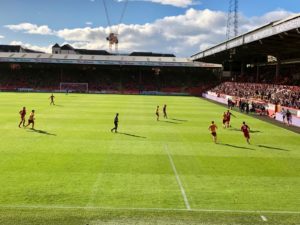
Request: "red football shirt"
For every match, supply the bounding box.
[241,125,249,133]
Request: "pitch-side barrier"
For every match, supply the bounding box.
[203,92,300,128]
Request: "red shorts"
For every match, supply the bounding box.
[243,132,250,139]
[223,119,227,124]
[28,119,34,124]
[211,132,217,137]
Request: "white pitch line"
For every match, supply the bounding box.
[261,215,268,221]
[164,145,191,210]
[0,205,300,215]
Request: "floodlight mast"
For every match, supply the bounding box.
[226,0,239,40]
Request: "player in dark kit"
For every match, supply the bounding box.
[208,121,218,143]
[25,110,35,129]
[241,121,250,144]
[18,107,26,128]
[156,106,159,121]
[163,104,167,119]
[111,113,119,133]
[49,94,55,105]
[286,109,292,126]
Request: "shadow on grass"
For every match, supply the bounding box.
[160,120,180,124]
[53,104,64,107]
[249,130,262,133]
[27,128,56,136]
[118,132,146,139]
[257,145,290,152]
[218,143,255,151]
[228,128,262,133]
[169,118,188,122]
[227,128,242,132]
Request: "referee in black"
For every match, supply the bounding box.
[111,113,119,133]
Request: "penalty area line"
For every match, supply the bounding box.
[164,145,191,210]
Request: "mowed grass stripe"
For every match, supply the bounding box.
[0,93,299,223]
[0,207,300,225]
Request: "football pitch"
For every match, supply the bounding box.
[0,92,299,225]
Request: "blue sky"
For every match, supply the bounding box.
[0,0,299,56]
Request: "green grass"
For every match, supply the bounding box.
[0,92,299,225]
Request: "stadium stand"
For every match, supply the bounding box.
[192,13,300,125]
[129,52,175,57]
[0,60,220,95]
[192,14,300,85]
[52,44,175,57]
[0,45,44,53]
[211,82,300,109]
[0,45,221,95]
[52,44,111,55]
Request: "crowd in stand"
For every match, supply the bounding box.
[212,82,300,109]
[0,63,218,95]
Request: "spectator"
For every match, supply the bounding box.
[211,82,300,109]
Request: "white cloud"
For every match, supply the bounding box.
[5,23,53,35]
[85,22,93,26]
[145,0,200,8]
[118,0,200,8]
[239,9,295,34]
[53,8,228,55]
[0,35,4,39]
[63,9,294,56]
[4,9,295,57]
[56,27,109,42]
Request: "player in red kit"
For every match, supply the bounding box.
[241,121,250,144]
[226,110,235,128]
[18,107,26,128]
